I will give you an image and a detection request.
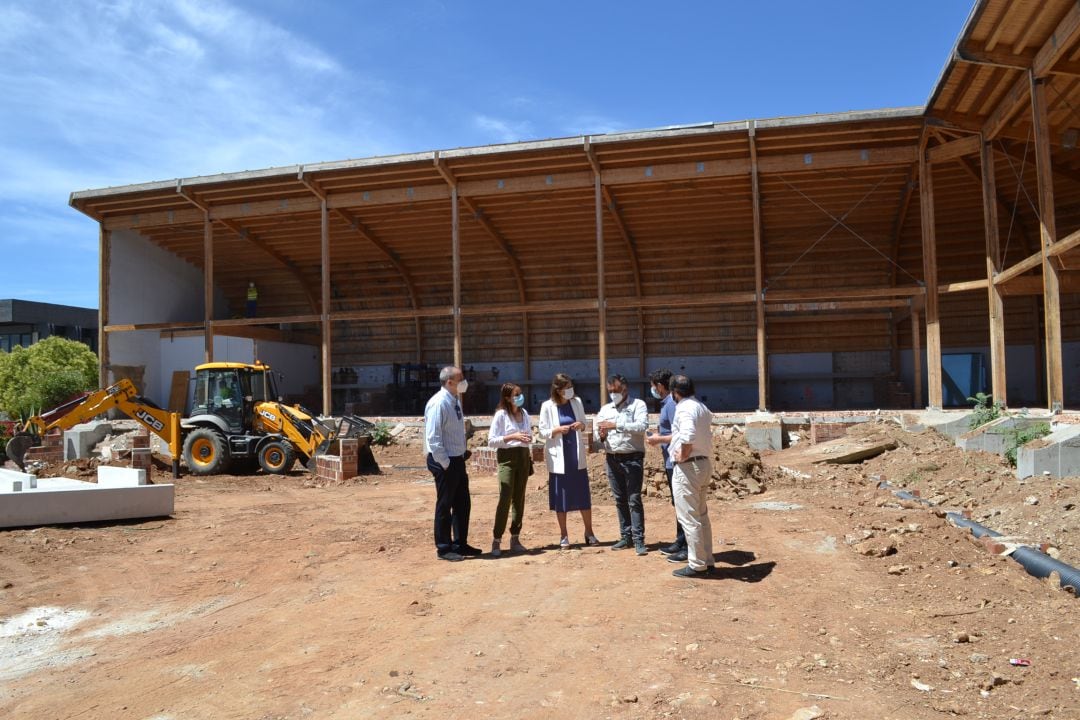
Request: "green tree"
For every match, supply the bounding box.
[0,336,98,420]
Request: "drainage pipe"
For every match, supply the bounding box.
[876,480,1079,597]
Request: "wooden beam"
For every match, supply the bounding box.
[1031,74,1064,411]
[993,248,1043,285]
[765,285,923,302]
[912,305,922,409]
[982,139,1007,406]
[219,219,320,314]
[203,212,214,363]
[98,225,110,387]
[1047,226,1080,257]
[927,134,982,164]
[939,279,988,293]
[919,147,942,409]
[452,185,462,369]
[983,70,1031,140]
[750,122,768,411]
[320,198,331,416]
[765,299,908,312]
[594,171,607,398]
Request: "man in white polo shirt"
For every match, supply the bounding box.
[667,374,716,578]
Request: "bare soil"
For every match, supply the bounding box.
[1,426,1078,719]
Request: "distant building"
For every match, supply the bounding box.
[0,299,98,353]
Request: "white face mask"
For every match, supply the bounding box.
[561,387,574,400]
[456,379,469,394]
[609,392,624,405]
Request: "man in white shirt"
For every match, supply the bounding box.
[667,374,716,578]
[594,373,650,555]
[424,366,479,561]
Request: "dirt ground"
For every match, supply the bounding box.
[1,424,1078,719]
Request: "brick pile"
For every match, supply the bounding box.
[339,438,358,478]
[131,429,152,470]
[471,446,544,474]
[810,419,861,444]
[23,430,63,464]
[315,454,343,483]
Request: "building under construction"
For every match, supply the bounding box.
[71,0,1080,416]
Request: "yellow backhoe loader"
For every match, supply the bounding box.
[6,362,377,478]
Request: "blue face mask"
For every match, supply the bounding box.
[650,387,662,400]
[513,394,525,408]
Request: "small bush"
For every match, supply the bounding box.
[1004,422,1051,467]
[370,420,394,446]
[967,392,1004,430]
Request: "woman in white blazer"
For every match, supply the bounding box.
[538,373,598,548]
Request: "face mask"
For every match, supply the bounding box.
[609,392,624,405]
[513,394,525,408]
[457,379,469,394]
[561,388,574,400]
[650,387,661,400]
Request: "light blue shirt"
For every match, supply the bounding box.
[658,393,676,469]
[424,387,466,468]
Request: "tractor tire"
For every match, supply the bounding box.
[257,439,296,475]
[183,428,229,475]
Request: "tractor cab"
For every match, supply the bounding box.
[191,362,278,432]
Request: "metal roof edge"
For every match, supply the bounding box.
[925,0,987,113]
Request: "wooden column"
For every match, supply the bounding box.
[750,122,767,411]
[980,140,1007,406]
[595,172,607,397]
[912,305,923,408]
[1030,73,1064,412]
[320,198,332,416]
[451,185,462,369]
[918,151,942,409]
[98,224,110,387]
[203,213,214,363]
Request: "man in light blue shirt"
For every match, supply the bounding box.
[424,366,479,561]
[646,368,687,561]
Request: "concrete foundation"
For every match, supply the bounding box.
[1016,424,1080,480]
[0,466,173,528]
[956,416,1049,456]
[63,421,112,461]
[903,411,975,439]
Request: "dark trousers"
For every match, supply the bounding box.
[665,466,687,548]
[428,453,471,552]
[605,452,645,542]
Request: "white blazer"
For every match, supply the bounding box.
[538,397,588,474]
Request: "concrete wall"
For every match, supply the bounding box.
[157,334,319,410]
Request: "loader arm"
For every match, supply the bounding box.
[13,378,183,475]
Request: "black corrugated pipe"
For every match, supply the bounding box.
[876,480,1079,597]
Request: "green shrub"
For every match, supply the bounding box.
[0,337,98,420]
[1004,422,1051,467]
[967,392,1004,430]
[370,420,394,446]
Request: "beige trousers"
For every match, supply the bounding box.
[672,458,714,571]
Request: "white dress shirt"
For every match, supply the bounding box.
[488,408,532,448]
[669,396,712,461]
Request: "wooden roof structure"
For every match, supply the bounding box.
[72,0,1080,413]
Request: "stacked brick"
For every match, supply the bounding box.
[315,455,343,483]
[810,420,860,444]
[23,430,63,464]
[131,429,152,470]
[470,446,544,474]
[338,438,358,478]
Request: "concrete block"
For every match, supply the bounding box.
[0,477,174,528]
[745,412,784,451]
[1016,424,1080,479]
[63,421,113,461]
[97,466,148,487]
[956,416,1048,456]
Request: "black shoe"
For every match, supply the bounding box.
[454,544,483,557]
[672,565,708,578]
[666,550,688,563]
[438,551,464,562]
[659,542,684,555]
[611,536,633,550]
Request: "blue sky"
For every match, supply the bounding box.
[1,0,973,309]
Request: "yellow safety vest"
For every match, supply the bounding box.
[247,285,258,301]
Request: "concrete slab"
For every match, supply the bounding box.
[956,416,1050,456]
[96,466,148,487]
[0,477,173,528]
[903,410,975,439]
[745,412,784,451]
[1016,424,1080,480]
[63,421,113,461]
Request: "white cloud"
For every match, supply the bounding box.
[473,114,535,144]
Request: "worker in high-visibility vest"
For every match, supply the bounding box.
[246,282,258,318]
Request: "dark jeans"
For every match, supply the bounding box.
[665,466,687,548]
[428,453,471,553]
[605,452,645,542]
